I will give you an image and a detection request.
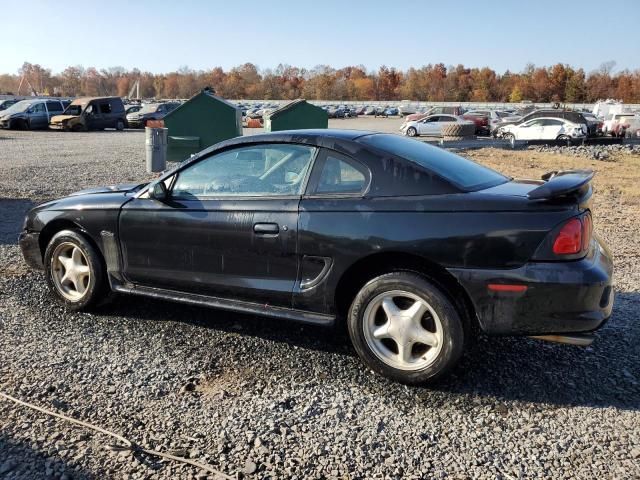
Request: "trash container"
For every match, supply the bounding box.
[167,135,200,162]
[145,127,168,173]
[264,99,328,132]
[163,89,242,162]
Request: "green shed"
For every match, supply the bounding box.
[264,99,328,132]
[163,89,242,162]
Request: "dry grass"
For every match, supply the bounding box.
[466,149,640,207]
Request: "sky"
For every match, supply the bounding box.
[1,0,638,75]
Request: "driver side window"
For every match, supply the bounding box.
[172,144,316,198]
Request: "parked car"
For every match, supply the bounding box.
[496,109,590,136]
[403,106,465,123]
[345,107,359,118]
[19,130,612,385]
[400,114,473,137]
[580,112,603,136]
[461,112,490,136]
[398,104,419,117]
[50,97,127,131]
[384,107,399,117]
[602,113,637,136]
[463,110,511,135]
[0,98,20,111]
[500,118,587,141]
[354,105,367,116]
[0,98,66,130]
[363,106,377,115]
[125,105,142,115]
[327,106,346,119]
[126,102,180,128]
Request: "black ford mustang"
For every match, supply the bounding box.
[19,130,613,384]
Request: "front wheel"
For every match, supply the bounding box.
[115,119,125,131]
[44,230,107,311]
[502,132,515,141]
[348,272,465,384]
[406,127,417,137]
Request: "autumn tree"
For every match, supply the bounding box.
[4,59,640,102]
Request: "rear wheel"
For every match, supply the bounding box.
[406,127,417,137]
[44,230,107,311]
[348,272,465,384]
[115,119,125,131]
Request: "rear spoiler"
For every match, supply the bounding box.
[527,170,595,200]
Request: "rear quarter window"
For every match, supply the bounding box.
[359,134,508,192]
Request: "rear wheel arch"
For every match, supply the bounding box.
[334,251,479,335]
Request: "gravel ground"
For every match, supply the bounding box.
[1,129,639,479]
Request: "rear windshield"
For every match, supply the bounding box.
[359,134,508,191]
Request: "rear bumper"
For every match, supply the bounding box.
[19,231,43,270]
[448,235,614,335]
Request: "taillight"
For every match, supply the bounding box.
[552,213,592,256]
[553,218,582,255]
[533,213,593,261]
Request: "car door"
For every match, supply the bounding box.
[45,101,63,123]
[295,149,370,312]
[516,119,543,140]
[96,101,112,128]
[29,102,48,129]
[118,142,317,307]
[419,116,439,135]
[84,102,100,130]
[541,119,564,139]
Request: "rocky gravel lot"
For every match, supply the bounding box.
[1,129,639,479]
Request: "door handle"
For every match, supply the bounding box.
[253,223,279,235]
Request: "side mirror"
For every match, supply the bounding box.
[149,181,167,201]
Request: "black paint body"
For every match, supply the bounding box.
[20,130,613,335]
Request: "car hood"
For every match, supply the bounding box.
[68,183,143,196]
[50,114,78,123]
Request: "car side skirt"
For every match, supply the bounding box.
[111,282,335,327]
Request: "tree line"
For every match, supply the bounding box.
[1,61,639,103]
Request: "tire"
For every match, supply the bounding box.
[115,119,125,131]
[502,132,515,141]
[440,123,475,139]
[557,135,571,141]
[348,272,465,385]
[22,119,30,130]
[406,127,417,137]
[44,229,107,311]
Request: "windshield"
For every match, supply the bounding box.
[2,100,32,114]
[138,104,159,114]
[359,134,508,191]
[63,104,85,116]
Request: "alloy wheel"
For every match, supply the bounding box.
[51,242,91,301]
[363,290,444,371]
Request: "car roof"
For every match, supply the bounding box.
[521,117,573,123]
[226,129,377,144]
[187,129,379,164]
